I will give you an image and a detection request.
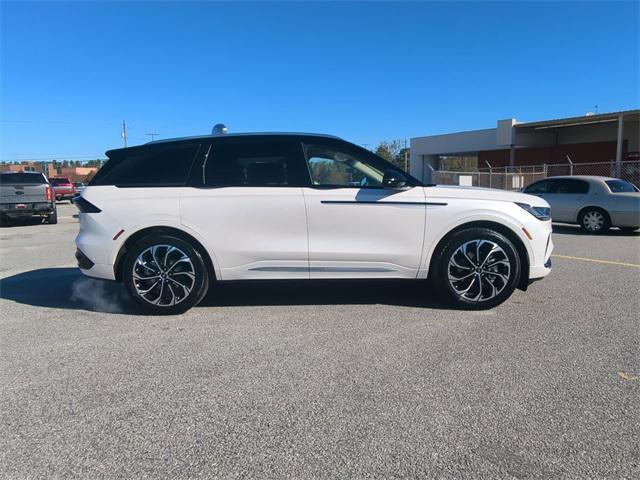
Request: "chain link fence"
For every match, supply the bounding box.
[432,161,640,191]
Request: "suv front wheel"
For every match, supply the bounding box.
[433,228,521,309]
[123,235,210,315]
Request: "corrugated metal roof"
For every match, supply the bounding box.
[515,109,639,129]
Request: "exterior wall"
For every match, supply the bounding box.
[410,128,504,182]
[479,140,623,167]
[411,128,500,156]
[410,112,639,181]
[47,165,98,182]
[0,162,44,173]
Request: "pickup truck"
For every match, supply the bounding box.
[0,171,57,225]
[50,177,76,202]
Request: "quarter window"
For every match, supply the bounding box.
[92,143,200,187]
[204,141,304,187]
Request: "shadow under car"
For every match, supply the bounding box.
[0,267,452,315]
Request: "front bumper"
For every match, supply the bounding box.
[525,220,553,281]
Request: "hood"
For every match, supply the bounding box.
[425,185,548,207]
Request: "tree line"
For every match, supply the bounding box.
[371,140,410,172]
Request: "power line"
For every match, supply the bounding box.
[146,132,159,141]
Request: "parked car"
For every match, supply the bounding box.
[0,171,57,225]
[50,177,75,202]
[523,176,640,233]
[75,132,553,314]
[73,182,86,194]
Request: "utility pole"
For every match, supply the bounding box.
[404,139,408,172]
[146,132,159,142]
[121,120,128,148]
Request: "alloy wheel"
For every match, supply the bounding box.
[132,244,196,307]
[447,239,511,302]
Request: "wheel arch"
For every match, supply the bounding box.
[427,220,531,291]
[114,226,218,283]
[577,204,610,224]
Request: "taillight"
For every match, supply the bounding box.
[45,186,53,202]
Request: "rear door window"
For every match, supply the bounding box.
[92,143,201,187]
[549,179,589,194]
[203,140,307,187]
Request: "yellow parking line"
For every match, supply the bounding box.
[552,254,640,268]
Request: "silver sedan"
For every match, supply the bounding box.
[523,176,640,233]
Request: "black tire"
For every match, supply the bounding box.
[123,234,210,315]
[432,227,521,310]
[47,206,58,224]
[578,207,610,234]
[619,227,639,233]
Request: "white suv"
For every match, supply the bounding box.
[75,133,553,314]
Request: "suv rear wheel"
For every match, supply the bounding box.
[433,228,521,309]
[123,235,209,315]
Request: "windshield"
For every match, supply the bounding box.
[51,178,71,185]
[0,172,46,184]
[605,179,638,193]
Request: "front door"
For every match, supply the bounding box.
[301,140,426,279]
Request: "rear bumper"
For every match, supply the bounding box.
[75,248,95,270]
[0,203,54,217]
[75,247,116,280]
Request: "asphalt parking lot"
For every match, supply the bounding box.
[1,203,638,479]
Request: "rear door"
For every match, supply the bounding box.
[545,178,590,222]
[301,139,426,279]
[180,137,310,280]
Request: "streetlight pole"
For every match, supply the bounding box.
[121,120,128,148]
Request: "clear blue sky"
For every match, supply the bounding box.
[1,1,638,161]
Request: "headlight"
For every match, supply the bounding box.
[516,202,551,221]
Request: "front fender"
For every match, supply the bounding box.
[419,204,533,277]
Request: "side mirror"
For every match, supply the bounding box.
[382,170,408,189]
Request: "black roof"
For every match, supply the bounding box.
[106,132,343,157]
